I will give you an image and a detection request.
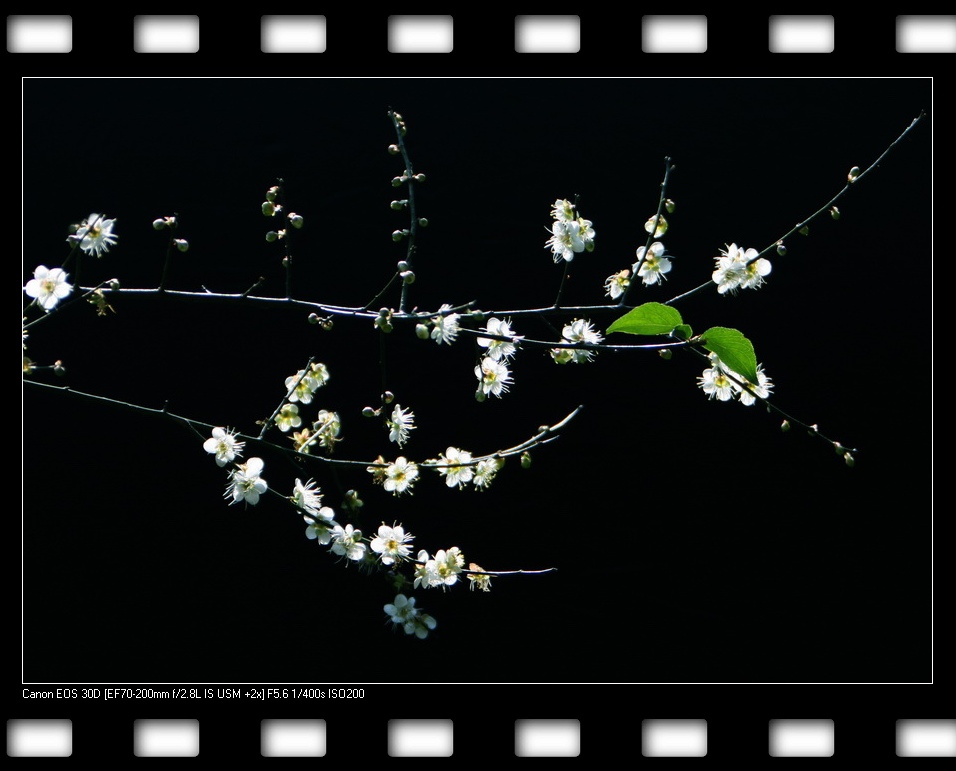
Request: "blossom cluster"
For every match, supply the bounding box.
[368,456,419,496]
[474,316,521,400]
[384,594,437,639]
[271,364,342,454]
[545,198,596,263]
[697,353,774,405]
[427,447,503,492]
[605,240,673,300]
[413,547,465,590]
[225,457,268,506]
[712,243,772,294]
[551,319,603,364]
[284,362,330,404]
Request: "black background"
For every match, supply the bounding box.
[17,19,939,715]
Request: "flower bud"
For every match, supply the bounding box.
[392,230,405,242]
[152,218,166,231]
[281,256,289,268]
[387,144,400,155]
[383,391,395,404]
[109,279,121,291]
[391,176,405,187]
[320,318,334,331]
[844,452,855,468]
[665,199,676,213]
[397,260,410,271]
[418,217,428,227]
[776,241,787,257]
[520,452,532,469]
[644,214,668,237]
[415,323,430,340]
[390,200,406,211]
[659,348,672,360]
[412,173,426,183]
[833,442,845,455]
[53,360,66,377]
[401,270,415,284]
[289,213,304,229]
[174,238,189,253]
[308,312,320,324]
[262,201,276,217]
[362,406,377,418]
[799,225,809,236]
[266,185,280,201]
[475,390,486,403]
[847,166,861,183]
[830,206,840,220]
[266,231,278,243]
[780,419,791,432]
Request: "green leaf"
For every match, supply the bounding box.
[700,327,758,384]
[606,302,683,336]
[674,324,693,341]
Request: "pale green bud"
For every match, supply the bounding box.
[397,260,410,271]
[847,166,861,183]
[475,390,486,403]
[659,348,672,361]
[830,206,840,220]
[383,391,395,404]
[418,217,428,227]
[392,230,404,242]
[174,238,189,253]
[387,144,400,155]
[844,452,855,468]
[520,452,532,469]
[262,201,276,217]
[412,173,426,183]
[266,186,279,202]
[391,176,405,187]
[152,218,166,231]
[415,323,429,340]
[362,406,377,418]
[390,200,406,211]
[776,241,787,256]
[265,231,278,242]
[799,225,809,236]
[289,213,304,229]
[401,270,415,284]
[308,313,320,325]
[665,199,676,213]
[108,279,121,291]
[780,419,791,432]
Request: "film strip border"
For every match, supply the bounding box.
[7,714,956,758]
[12,10,948,764]
[5,14,956,60]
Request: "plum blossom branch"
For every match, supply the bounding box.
[663,111,926,308]
[620,156,674,306]
[24,381,583,475]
